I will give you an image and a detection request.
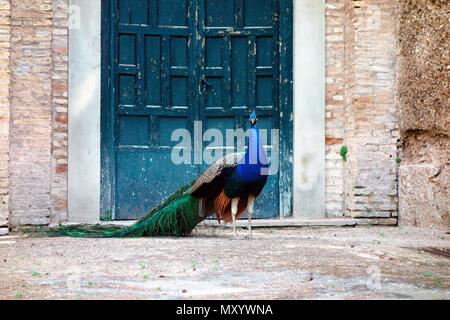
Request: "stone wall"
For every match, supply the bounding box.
[398,0,450,229]
[0,0,11,233]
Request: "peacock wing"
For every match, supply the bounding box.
[189,152,244,197]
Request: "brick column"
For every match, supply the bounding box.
[0,0,11,233]
[51,0,68,223]
[325,0,346,216]
[343,0,399,223]
[9,0,53,226]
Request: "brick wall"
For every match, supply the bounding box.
[0,0,11,230]
[342,0,399,223]
[343,0,356,219]
[50,0,68,223]
[8,0,68,226]
[325,0,346,217]
[325,0,399,223]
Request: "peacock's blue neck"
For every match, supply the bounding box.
[235,124,269,181]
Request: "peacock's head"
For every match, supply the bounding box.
[249,111,258,126]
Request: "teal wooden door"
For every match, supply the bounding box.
[102,0,291,220]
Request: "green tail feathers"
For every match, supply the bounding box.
[45,183,202,238]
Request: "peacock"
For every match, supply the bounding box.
[47,111,269,238]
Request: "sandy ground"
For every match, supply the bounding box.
[0,226,449,300]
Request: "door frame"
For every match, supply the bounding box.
[100,0,293,220]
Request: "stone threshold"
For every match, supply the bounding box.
[1,217,398,236]
[201,217,398,228]
[72,217,397,228]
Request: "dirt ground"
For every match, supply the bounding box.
[0,226,449,300]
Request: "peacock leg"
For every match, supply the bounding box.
[231,197,240,237]
[246,195,255,238]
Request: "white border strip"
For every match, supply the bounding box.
[68,0,101,222]
[293,0,326,218]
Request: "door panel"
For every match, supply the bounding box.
[114,0,198,219]
[107,0,283,220]
[158,0,188,27]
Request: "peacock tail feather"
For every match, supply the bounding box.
[29,112,267,238]
[43,182,202,238]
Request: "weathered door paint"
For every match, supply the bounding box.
[101,0,293,220]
